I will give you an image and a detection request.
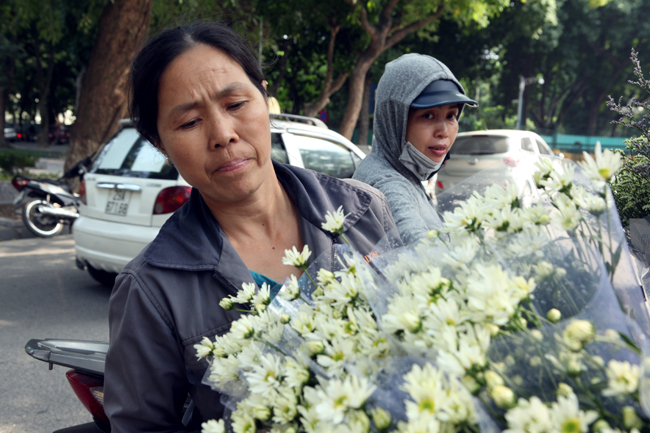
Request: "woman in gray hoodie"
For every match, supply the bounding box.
[353,53,477,245]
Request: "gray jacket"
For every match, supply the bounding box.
[353,54,467,245]
[104,162,401,432]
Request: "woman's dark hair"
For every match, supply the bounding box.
[130,22,266,144]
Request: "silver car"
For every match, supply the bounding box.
[73,115,366,286]
[434,130,555,196]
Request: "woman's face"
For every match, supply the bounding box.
[156,43,272,205]
[405,104,459,163]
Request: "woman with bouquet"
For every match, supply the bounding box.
[353,54,477,245]
[103,21,401,432]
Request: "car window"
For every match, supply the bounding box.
[294,136,356,178]
[450,136,511,155]
[91,127,178,180]
[536,139,553,155]
[521,137,536,153]
[271,133,289,164]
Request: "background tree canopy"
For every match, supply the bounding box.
[1,0,646,162]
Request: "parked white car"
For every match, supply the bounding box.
[434,130,556,196]
[74,115,366,286]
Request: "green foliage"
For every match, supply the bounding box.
[0,150,39,177]
[608,49,650,225]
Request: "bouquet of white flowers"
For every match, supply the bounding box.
[196,145,650,433]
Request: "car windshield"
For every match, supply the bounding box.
[450,135,511,155]
[90,127,178,180]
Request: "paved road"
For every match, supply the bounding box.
[0,235,110,433]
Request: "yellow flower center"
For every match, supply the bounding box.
[561,418,581,433]
[333,351,345,362]
[598,167,611,179]
[419,397,436,413]
[334,395,348,408]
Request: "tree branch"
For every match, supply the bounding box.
[344,0,376,37]
[385,4,443,50]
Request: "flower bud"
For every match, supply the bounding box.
[555,267,567,278]
[563,320,595,351]
[349,410,370,433]
[592,420,611,433]
[623,406,643,429]
[219,298,234,310]
[484,371,504,390]
[547,308,561,323]
[490,385,516,409]
[280,314,291,324]
[529,356,542,367]
[556,382,573,398]
[531,330,544,341]
[486,323,500,337]
[307,341,325,355]
[370,407,392,430]
[427,229,439,240]
[567,358,584,376]
[460,374,481,395]
[254,303,267,314]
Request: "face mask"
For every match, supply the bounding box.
[398,141,444,181]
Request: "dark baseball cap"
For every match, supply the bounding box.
[411,79,478,109]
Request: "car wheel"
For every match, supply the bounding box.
[87,264,118,288]
[22,199,64,237]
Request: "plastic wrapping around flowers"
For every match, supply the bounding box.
[197,146,650,433]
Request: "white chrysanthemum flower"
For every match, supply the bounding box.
[602,360,640,397]
[317,268,336,287]
[401,363,451,422]
[231,410,257,433]
[291,306,316,336]
[323,273,363,309]
[238,393,271,421]
[201,419,226,433]
[562,320,595,351]
[271,386,299,423]
[194,336,214,360]
[442,195,487,233]
[524,203,551,226]
[280,275,301,301]
[208,355,241,386]
[464,263,518,326]
[285,360,310,389]
[230,315,257,341]
[550,392,598,433]
[245,353,284,398]
[282,245,312,268]
[314,375,376,425]
[383,295,423,334]
[425,298,467,329]
[321,206,349,234]
[442,238,480,270]
[316,337,356,376]
[213,333,240,357]
[395,416,441,433]
[436,326,490,377]
[533,157,555,187]
[551,200,582,232]
[540,164,575,194]
[503,396,553,433]
[234,282,257,304]
[533,261,554,279]
[251,283,271,309]
[572,186,607,215]
[578,141,622,186]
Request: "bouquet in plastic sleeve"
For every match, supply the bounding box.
[197,145,650,433]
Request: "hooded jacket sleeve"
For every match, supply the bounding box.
[367,173,436,245]
[104,269,196,433]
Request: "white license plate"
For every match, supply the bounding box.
[105,190,131,216]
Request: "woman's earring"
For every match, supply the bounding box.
[166,157,174,167]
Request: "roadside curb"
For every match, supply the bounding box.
[0,217,35,241]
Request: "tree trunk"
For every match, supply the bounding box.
[34,43,56,148]
[303,25,349,118]
[67,0,153,171]
[357,71,372,145]
[0,57,15,149]
[337,2,443,139]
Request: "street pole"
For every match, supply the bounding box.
[516,76,525,130]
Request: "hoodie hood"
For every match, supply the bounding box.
[372,53,468,164]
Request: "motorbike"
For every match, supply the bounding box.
[25,339,109,433]
[25,338,196,432]
[11,156,91,238]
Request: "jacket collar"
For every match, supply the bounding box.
[144,162,372,270]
